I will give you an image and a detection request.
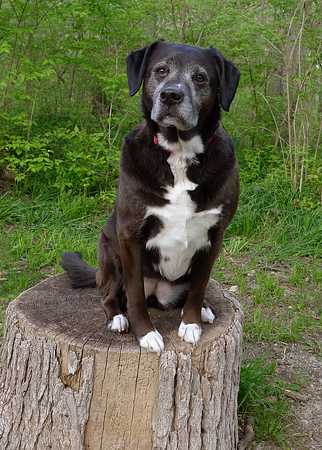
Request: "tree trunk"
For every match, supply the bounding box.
[0,275,243,450]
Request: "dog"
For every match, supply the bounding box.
[61,41,240,352]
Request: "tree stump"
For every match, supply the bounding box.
[0,275,243,450]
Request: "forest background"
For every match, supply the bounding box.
[0,0,321,447]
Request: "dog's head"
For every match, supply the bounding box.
[126,41,240,131]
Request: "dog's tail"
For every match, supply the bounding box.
[61,252,97,288]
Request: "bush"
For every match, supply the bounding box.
[1,126,120,194]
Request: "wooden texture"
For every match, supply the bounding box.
[0,275,243,450]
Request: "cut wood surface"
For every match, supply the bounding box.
[0,275,243,450]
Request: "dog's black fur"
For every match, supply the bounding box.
[61,41,240,350]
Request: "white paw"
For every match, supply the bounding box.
[139,330,164,352]
[201,306,216,323]
[178,322,202,345]
[107,314,129,333]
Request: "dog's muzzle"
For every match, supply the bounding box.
[151,83,198,131]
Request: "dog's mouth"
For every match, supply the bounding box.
[151,107,198,131]
[159,115,195,131]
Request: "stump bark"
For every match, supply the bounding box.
[0,275,243,450]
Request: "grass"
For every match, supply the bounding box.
[0,191,107,323]
[0,170,321,447]
[227,172,322,260]
[243,308,318,343]
[238,357,293,446]
[213,173,322,347]
[215,255,322,344]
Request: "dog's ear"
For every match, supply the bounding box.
[209,47,240,112]
[126,41,160,96]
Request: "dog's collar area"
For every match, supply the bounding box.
[207,133,216,145]
[153,131,217,148]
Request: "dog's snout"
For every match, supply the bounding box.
[160,87,184,105]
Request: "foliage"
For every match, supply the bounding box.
[1,126,119,193]
[0,0,321,198]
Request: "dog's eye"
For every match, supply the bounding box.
[193,73,207,83]
[155,66,169,77]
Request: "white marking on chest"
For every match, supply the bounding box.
[145,135,222,282]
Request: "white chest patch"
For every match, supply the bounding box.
[145,135,222,282]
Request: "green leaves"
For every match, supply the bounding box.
[0,0,320,199]
[1,128,119,194]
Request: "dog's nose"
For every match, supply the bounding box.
[160,87,184,105]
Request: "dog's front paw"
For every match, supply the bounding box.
[107,314,129,333]
[139,330,164,352]
[178,322,201,345]
[201,306,215,323]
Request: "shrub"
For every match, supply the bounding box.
[1,126,120,194]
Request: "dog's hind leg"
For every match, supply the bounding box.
[97,231,129,333]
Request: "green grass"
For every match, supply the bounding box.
[243,307,319,343]
[252,272,284,305]
[228,172,322,260]
[238,357,295,446]
[213,172,321,355]
[0,191,107,319]
[0,171,321,446]
[217,258,321,345]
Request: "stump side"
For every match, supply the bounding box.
[0,275,243,450]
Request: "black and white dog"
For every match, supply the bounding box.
[61,41,240,352]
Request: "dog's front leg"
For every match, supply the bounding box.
[179,234,223,345]
[119,234,164,352]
